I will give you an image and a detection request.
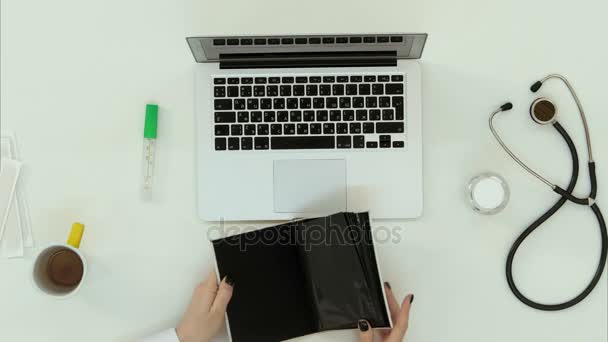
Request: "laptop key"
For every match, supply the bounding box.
[309,76,321,83]
[241,39,252,45]
[385,83,404,94]
[343,110,355,121]
[369,109,381,121]
[214,86,226,97]
[313,97,325,109]
[391,75,404,82]
[237,111,249,122]
[253,86,265,97]
[213,39,226,46]
[379,96,391,107]
[330,110,342,121]
[215,125,229,136]
[230,124,242,136]
[287,98,298,109]
[319,84,331,96]
[267,85,278,97]
[359,84,371,95]
[377,122,404,133]
[273,98,285,109]
[247,98,258,109]
[382,109,395,121]
[271,124,282,135]
[269,77,280,83]
[244,124,256,135]
[296,76,307,83]
[346,84,358,95]
[349,123,361,134]
[337,136,351,148]
[366,141,378,148]
[241,137,253,150]
[241,77,253,84]
[214,99,232,110]
[234,99,246,110]
[356,109,368,121]
[303,110,315,122]
[377,36,389,43]
[353,135,365,148]
[393,141,405,148]
[339,97,351,108]
[251,111,263,122]
[364,75,376,82]
[366,96,377,108]
[257,124,269,135]
[337,123,348,134]
[264,111,275,122]
[297,123,309,134]
[228,77,239,84]
[215,111,236,123]
[306,85,318,96]
[350,76,363,82]
[282,77,294,83]
[323,123,335,134]
[316,110,328,121]
[284,124,296,135]
[290,111,302,122]
[378,75,390,82]
[353,97,364,108]
[323,76,335,83]
[255,77,267,84]
[277,111,289,122]
[333,84,345,96]
[215,138,227,150]
[280,85,291,97]
[337,76,349,83]
[228,137,240,150]
[310,123,322,134]
[227,86,239,97]
[254,38,266,45]
[214,78,226,84]
[326,97,338,108]
[260,98,272,109]
[363,122,374,133]
[271,136,335,149]
[227,39,239,45]
[268,38,280,45]
[293,85,305,96]
[299,98,311,109]
[372,84,384,95]
[254,137,269,150]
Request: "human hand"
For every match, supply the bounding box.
[176,272,234,342]
[358,283,413,342]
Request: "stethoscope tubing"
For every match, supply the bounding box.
[504,122,607,311]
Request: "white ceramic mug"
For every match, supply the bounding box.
[32,223,87,298]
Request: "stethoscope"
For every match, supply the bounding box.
[489,74,608,311]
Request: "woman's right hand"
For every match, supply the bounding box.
[358,283,413,342]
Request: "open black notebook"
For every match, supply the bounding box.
[211,212,391,342]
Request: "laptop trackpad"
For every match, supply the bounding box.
[273,159,346,214]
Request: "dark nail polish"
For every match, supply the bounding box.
[384,281,391,290]
[409,294,415,304]
[225,276,235,286]
[358,320,369,332]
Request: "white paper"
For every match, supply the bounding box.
[0,158,22,240]
[1,132,33,247]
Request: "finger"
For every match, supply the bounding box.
[358,320,373,342]
[384,283,400,323]
[196,271,219,311]
[392,294,414,338]
[211,276,235,314]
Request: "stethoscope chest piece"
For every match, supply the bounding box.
[530,98,557,125]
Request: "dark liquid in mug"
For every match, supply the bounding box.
[46,249,84,287]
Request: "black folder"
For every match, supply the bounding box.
[212,212,391,342]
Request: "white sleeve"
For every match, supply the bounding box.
[140,329,180,342]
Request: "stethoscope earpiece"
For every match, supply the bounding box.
[530,98,557,125]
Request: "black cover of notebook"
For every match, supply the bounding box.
[212,212,391,342]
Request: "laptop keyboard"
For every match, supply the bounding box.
[213,74,406,151]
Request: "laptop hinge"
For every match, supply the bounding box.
[219,51,397,69]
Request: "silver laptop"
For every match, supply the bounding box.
[186,34,427,221]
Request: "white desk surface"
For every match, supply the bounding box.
[1,0,607,341]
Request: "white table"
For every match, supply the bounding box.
[1,0,607,341]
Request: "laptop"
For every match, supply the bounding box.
[186,34,427,221]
